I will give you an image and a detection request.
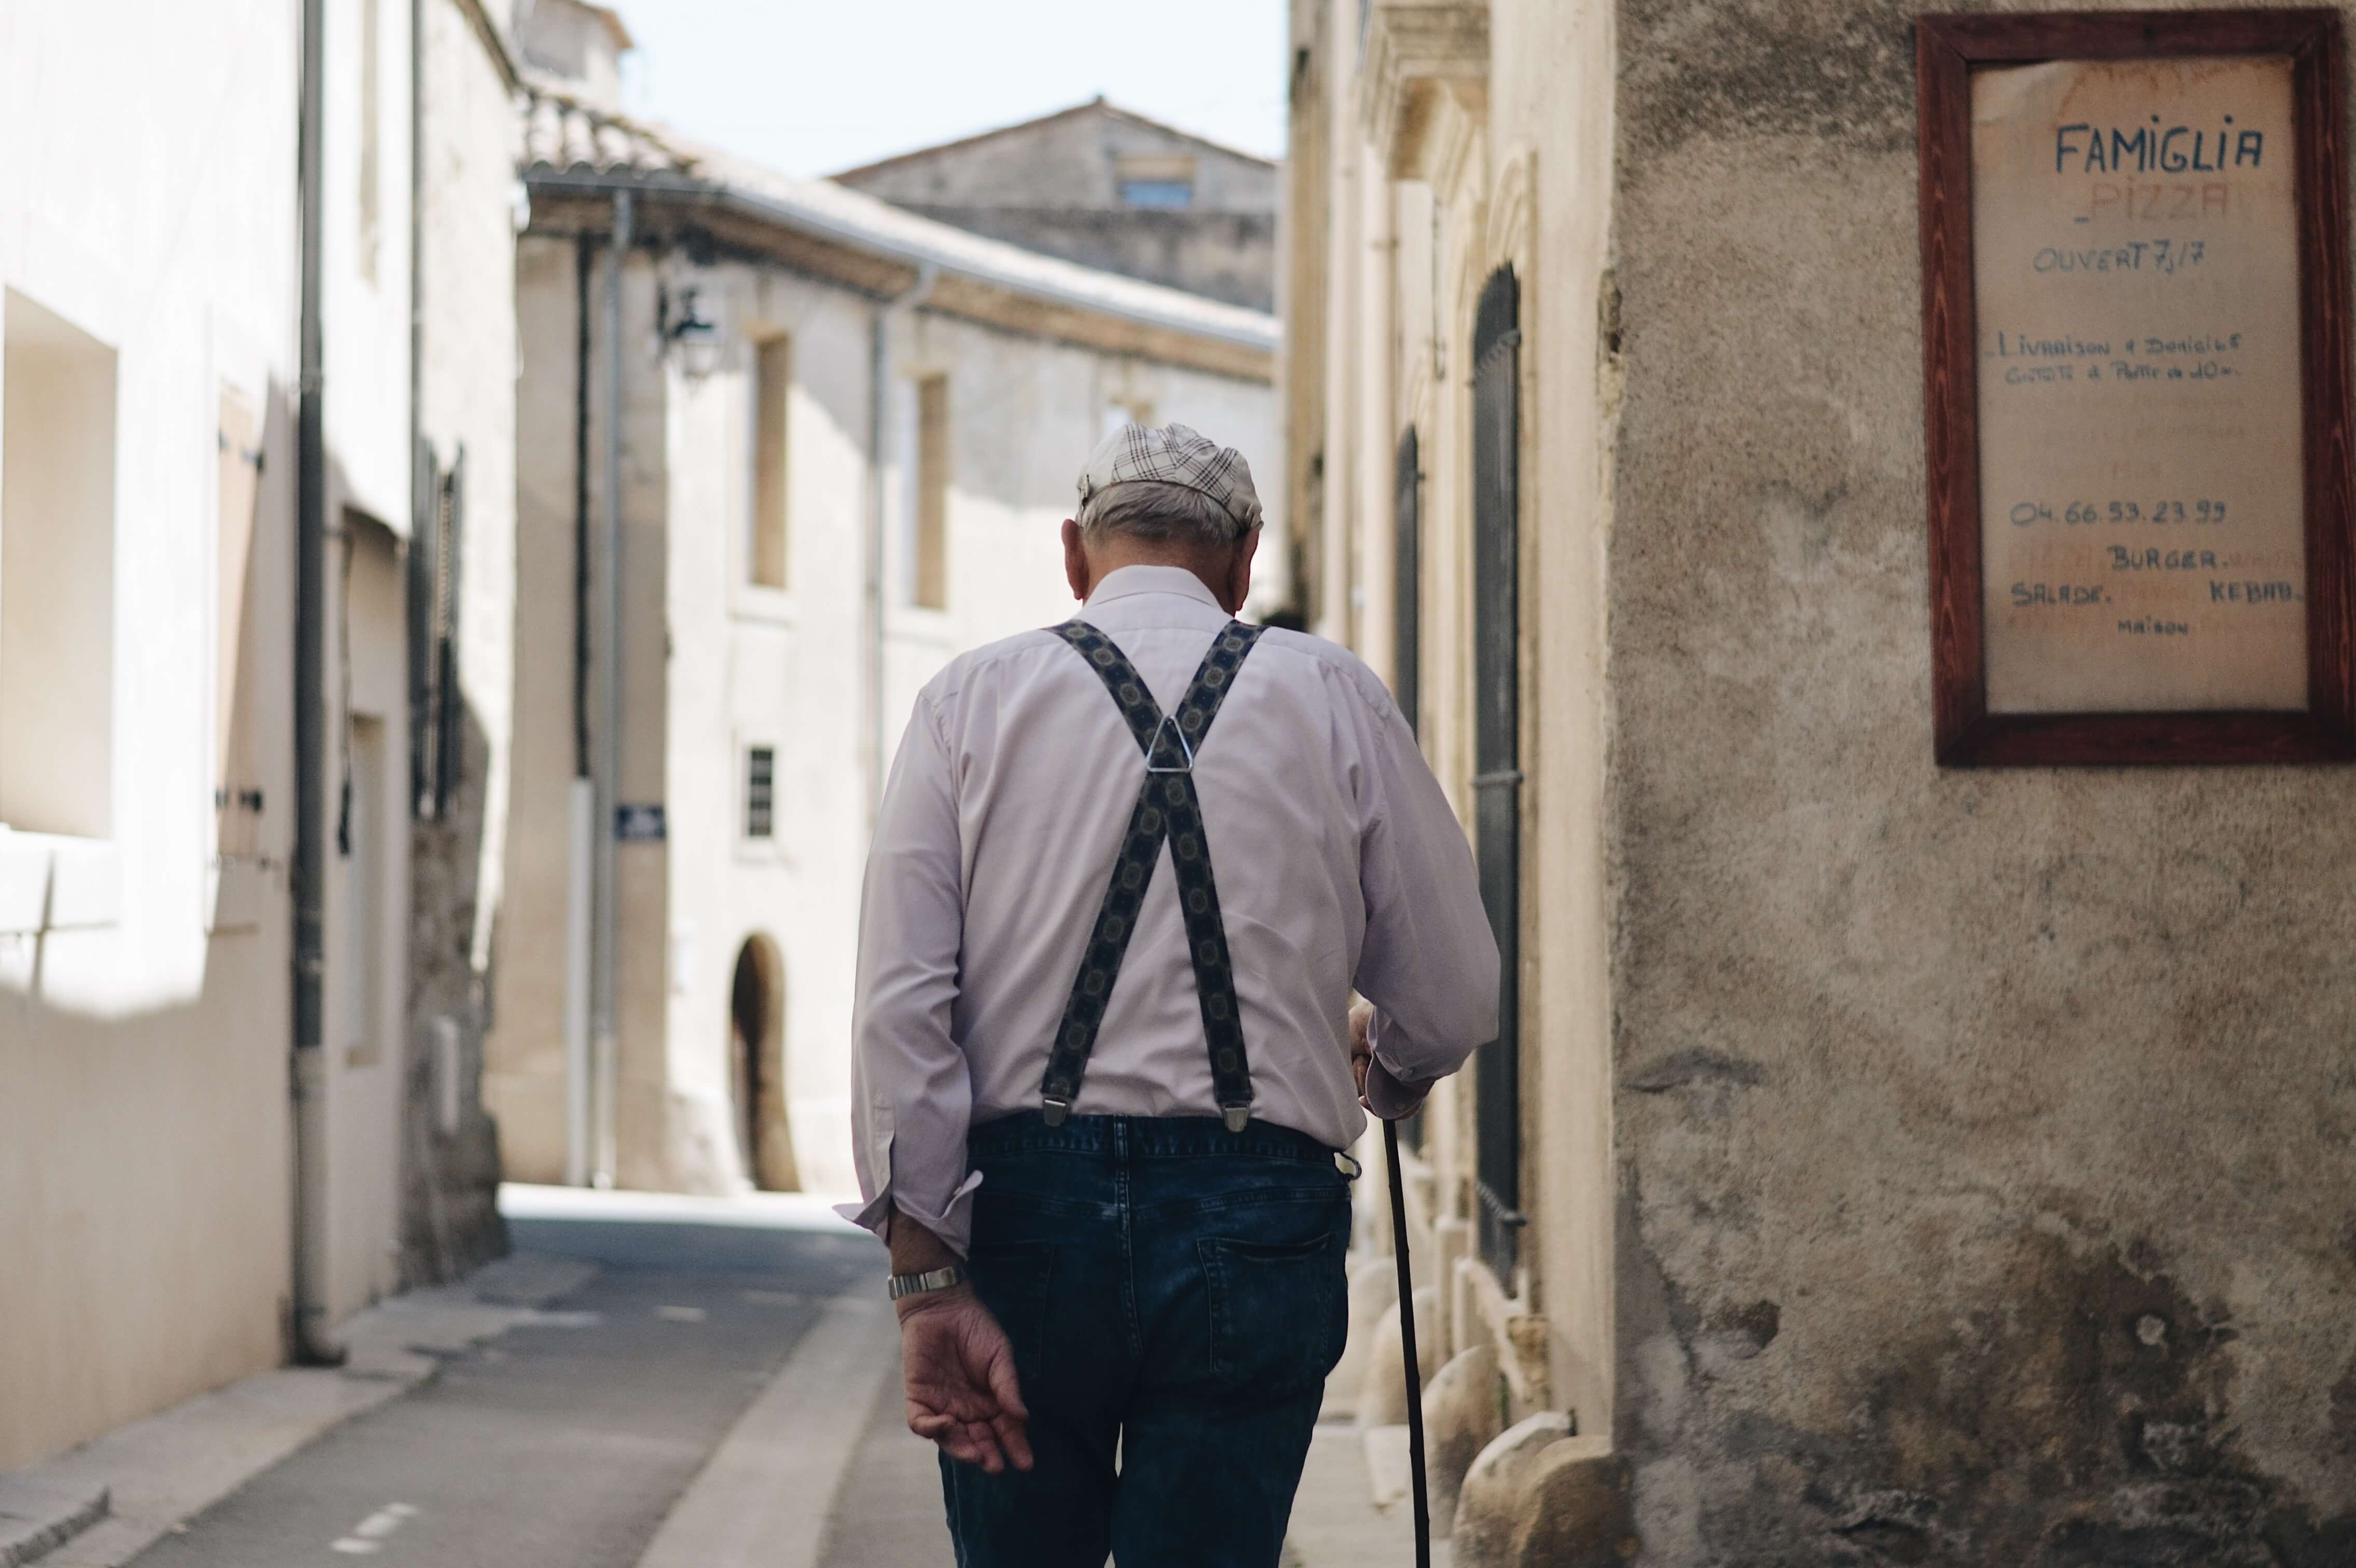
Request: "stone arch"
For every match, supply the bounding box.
[728,933,800,1191]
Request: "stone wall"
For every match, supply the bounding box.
[838,102,1278,311]
[1608,2,2356,1560]
[838,102,1277,212]
[401,0,522,1286]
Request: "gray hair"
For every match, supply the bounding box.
[1079,480,1257,547]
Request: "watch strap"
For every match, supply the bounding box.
[887,1262,970,1301]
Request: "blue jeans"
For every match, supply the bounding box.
[941,1112,1355,1568]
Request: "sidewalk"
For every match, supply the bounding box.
[0,1251,598,1568]
[1285,1423,1449,1568]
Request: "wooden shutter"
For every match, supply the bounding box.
[1470,266,1524,1280]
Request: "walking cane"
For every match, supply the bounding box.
[1383,1118,1432,1568]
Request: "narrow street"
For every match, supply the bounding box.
[118,1196,922,1568]
[81,1194,1414,1568]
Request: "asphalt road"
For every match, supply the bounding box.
[127,1206,885,1568]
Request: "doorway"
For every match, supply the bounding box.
[728,935,799,1191]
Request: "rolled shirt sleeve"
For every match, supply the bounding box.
[1349,682,1500,1093]
[836,696,984,1256]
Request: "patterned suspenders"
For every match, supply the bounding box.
[1042,619,1264,1132]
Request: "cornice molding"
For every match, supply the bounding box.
[1358,0,1490,182]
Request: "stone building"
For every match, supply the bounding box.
[487,7,1282,1198]
[836,99,1278,313]
[1290,0,2356,1562]
[0,0,517,1472]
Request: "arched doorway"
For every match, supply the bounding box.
[728,935,800,1191]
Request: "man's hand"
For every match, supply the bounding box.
[899,1287,1033,1474]
[888,1209,1032,1474]
[1349,1001,1376,1107]
[1351,1000,1432,1120]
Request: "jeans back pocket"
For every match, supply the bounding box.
[1196,1212,1349,1396]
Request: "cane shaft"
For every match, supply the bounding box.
[1384,1118,1431,1568]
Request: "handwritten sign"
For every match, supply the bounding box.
[1919,12,2356,765]
[1974,57,2304,713]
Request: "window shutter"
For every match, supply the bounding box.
[1470,265,1524,1281]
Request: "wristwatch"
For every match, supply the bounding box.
[887,1263,970,1301]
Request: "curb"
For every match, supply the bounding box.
[0,1480,107,1568]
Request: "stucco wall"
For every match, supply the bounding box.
[652,268,1282,1203]
[1491,0,1619,1442]
[485,231,582,1184]
[0,0,299,1469]
[1608,2,2356,1559]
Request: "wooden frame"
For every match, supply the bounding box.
[1918,10,2355,764]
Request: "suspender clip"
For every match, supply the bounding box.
[1143,714,1195,774]
[1041,1097,1072,1128]
[1221,1105,1251,1134]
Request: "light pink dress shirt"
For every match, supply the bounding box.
[839,565,1499,1254]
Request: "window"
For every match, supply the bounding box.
[1117,155,1197,210]
[408,444,463,820]
[1120,179,1194,209]
[913,375,949,609]
[743,746,775,839]
[1469,266,1522,1281]
[750,336,790,589]
[1,290,117,840]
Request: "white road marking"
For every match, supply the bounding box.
[332,1503,418,1555]
[655,1305,707,1322]
[530,1310,603,1328]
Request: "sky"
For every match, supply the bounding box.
[612,0,1290,181]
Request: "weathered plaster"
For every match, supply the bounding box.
[1607,3,2356,1558]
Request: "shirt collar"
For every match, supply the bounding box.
[1083,564,1225,613]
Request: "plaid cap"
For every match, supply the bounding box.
[1076,423,1263,534]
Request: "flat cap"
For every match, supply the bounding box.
[1077,422,1263,534]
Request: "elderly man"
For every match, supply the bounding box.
[843,423,1498,1566]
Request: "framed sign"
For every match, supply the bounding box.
[1918,11,2355,764]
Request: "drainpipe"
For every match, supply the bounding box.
[562,234,595,1188]
[408,0,425,544]
[865,264,936,822]
[589,189,633,1188]
[290,0,345,1366]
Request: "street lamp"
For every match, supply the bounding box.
[664,286,723,380]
